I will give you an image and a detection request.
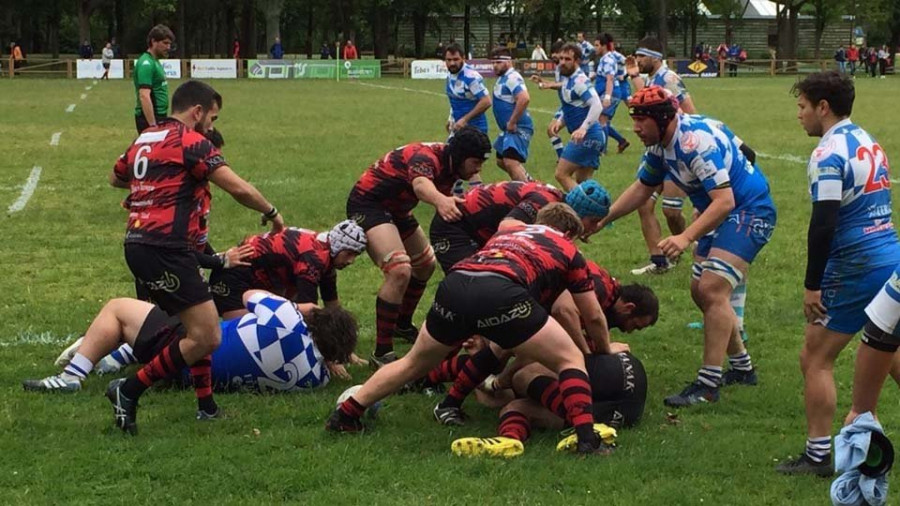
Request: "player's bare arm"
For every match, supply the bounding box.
[507,89,530,133]
[139,88,156,126]
[209,166,284,232]
[659,187,734,258]
[598,180,657,230]
[571,290,611,354]
[412,176,464,222]
[551,291,591,354]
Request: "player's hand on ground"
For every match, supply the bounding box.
[327,361,352,380]
[658,234,690,258]
[803,289,827,323]
[609,342,631,354]
[571,127,587,142]
[506,120,517,133]
[348,353,368,366]
[223,244,254,268]
[437,195,465,222]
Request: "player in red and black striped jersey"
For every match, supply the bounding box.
[106,80,284,435]
[209,221,367,319]
[328,203,616,456]
[431,179,612,272]
[346,126,491,366]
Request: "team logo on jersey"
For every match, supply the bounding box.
[209,281,230,297]
[812,138,837,162]
[146,271,180,293]
[477,301,532,328]
[680,131,700,153]
[433,237,450,254]
[664,72,679,84]
[350,213,366,226]
[432,301,455,322]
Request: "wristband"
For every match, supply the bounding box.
[215,252,228,269]
[603,94,611,101]
[264,206,279,219]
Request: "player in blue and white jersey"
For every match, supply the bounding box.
[776,71,900,477]
[490,47,534,182]
[531,41,567,160]
[598,86,776,409]
[627,36,697,276]
[576,32,596,79]
[532,43,605,192]
[593,33,630,154]
[444,43,489,193]
[25,291,358,400]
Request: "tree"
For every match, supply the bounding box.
[705,0,749,45]
[807,0,845,58]
[773,0,808,61]
[259,0,284,54]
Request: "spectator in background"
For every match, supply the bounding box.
[694,41,704,61]
[877,45,889,78]
[436,42,445,59]
[270,36,284,59]
[847,44,859,76]
[232,38,240,59]
[868,47,878,77]
[101,42,114,80]
[10,42,23,69]
[516,38,527,58]
[716,42,729,61]
[727,42,741,77]
[80,40,93,59]
[343,40,358,60]
[834,44,846,73]
[320,43,332,59]
[531,43,548,60]
[111,37,122,59]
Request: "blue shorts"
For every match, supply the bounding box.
[696,205,776,263]
[821,262,899,335]
[494,130,532,163]
[561,127,606,169]
[602,98,620,119]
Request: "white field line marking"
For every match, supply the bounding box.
[65,104,76,113]
[891,178,900,184]
[80,93,87,100]
[0,330,79,348]
[757,152,807,164]
[7,166,42,214]
[50,132,62,146]
[85,85,92,91]
[92,79,98,85]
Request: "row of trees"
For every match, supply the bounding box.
[1,0,898,60]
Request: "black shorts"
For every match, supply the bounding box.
[346,196,419,240]
[132,306,186,363]
[496,147,526,163]
[102,62,110,69]
[586,353,648,428]
[426,271,549,349]
[135,115,151,134]
[208,266,253,316]
[124,243,212,316]
[429,214,480,273]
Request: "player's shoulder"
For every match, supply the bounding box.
[462,66,485,80]
[810,135,849,169]
[677,116,719,155]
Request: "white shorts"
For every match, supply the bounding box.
[865,266,900,337]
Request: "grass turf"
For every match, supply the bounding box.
[1,74,899,505]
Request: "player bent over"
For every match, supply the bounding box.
[210,220,366,319]
[26,291,357,395]
[452,353,648,458]
[327,204,616,456]
[108,80,284,434]
[599,86,776,408]
[776,72,900,476]
[346,126,491,367]
[430,179,610,273]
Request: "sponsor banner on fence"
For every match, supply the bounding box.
[411,59,448,79]
[465,59,497,78]
[676,59,719,78]
[340,60,381,79]
[518,59,557,77]
[248,59,380,79]
[76,59,124,79]
[160,59,182,78]
[190,59,237,79]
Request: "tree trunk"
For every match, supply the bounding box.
[596,0,603,34]
[464,2,470,58]
[224,4,235,58]
[114,0,125,55]
[177,0,186,57]
[814,22,824,59]
[658,0,668,50]
[412,7,427,58]
[78,0,94,46]
[371,0,390,59]
[551,1,561,42]
[306,1,315,59]
[48,12,60,58]
[241,0,256,58]
[261,0,284,53]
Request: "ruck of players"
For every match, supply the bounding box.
[20,23,900,497]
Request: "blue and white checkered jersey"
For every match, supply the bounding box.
[612,51,631,99]
[213,292,328,392]
[578,40,596,75]
[557,68,601,134]
[637,114,773,213]
[595,52,618,94]
[446,63,489,133]
[807,118,899,268]
[493,67,533,133]
[648,66,689,105]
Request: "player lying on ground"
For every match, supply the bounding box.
[327,203,618,456]
[428,259,657,426]
[599,86,776,408]
[452,352,648,458]
[430,179,611,273]
[24,291,357,395]
[346,126,491,368]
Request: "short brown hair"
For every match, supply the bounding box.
[536,202,584,237]
[147,24,175,47]
[559,42,582,61]
[306,306,358,364]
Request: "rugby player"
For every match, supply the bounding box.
[108,80,284,434]
[451,352,648,458]
[532,43,605,191]
[133,25,174,134]
[490,47,534,181]
[593,33,630,154]
[327,204,617,456]
[599,86,776,408]
[430,179,610,273]
[209,220,367,319]
[346,126,491,367]
[576,31,596,79]
[776,71,900,476]
[531,41,566,160]
[444,43,489,193]
[24,291,357,395]
[627,36,695,275]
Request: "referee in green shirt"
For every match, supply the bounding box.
[134,24,174,133]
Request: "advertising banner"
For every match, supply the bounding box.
[340,60,381,79]
[76,59,124,79]
[190,59,237,79]
[160,59,182,78]
[518,59,557,77]
[411,59,448,79]
[247,59,295,79]
[465,59,497,78]
[676,59,719,78]
[293,60,337,79]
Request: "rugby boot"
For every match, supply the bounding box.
[721,367,758,386]
[393,324,419,344]
[23,374,82,393]
[556,423,618,453]
[54,335,84,367]
[451,437,524,458]
[433,404,466,426]
[325,409,365,433]
[775,453,834,477]
[663,381,720,408]
[369,351,399,371]
[106,378,139,435]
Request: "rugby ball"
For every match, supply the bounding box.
[336,384,382,419]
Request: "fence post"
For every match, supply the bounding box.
[67,59,73,79]
[770,59,775,76]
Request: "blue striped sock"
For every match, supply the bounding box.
[63,352,93,380]
[730,280,747,333]
[110,344,137,365]
[550,136,564,158]
[728,352,753,372]
[697,366,722,388]
[606,124,626,145]
[806,436,831,463]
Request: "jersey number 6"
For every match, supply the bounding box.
[858,144,891,194]
[133,145,152,180]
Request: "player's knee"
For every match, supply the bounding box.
[381,250,412,285]
[409,245,436,280]
[511,363,543,396]
[495,157,505,171]
[500,398,532,417]
[696,258,743,310]
[660,197,684,217]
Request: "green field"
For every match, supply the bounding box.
[1,75,899,505]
